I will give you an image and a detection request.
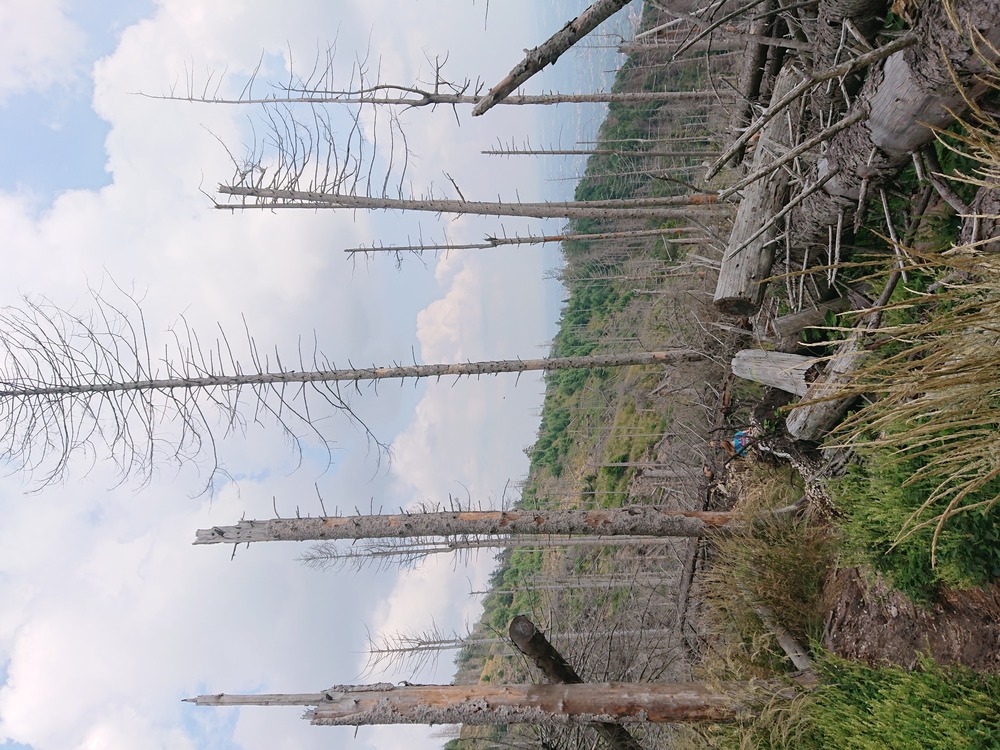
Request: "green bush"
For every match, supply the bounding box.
[831,442,1000,601]
[802,655,1000,750]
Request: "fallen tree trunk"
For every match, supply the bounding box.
[726,0,775,163]
[784,332,867,441]
[715,64,804,315]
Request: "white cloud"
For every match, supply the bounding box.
[0,2,591,749]
[0,0,84,101]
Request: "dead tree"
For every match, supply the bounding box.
[473,0,634,116]
[217,186,721,221]
[344,227,696,258]
[0,289,702,488]
[185,681,759,725]
[194,506,736,545]
[509,615,644,750]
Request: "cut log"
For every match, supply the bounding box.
[714,64,805,315]
[731,350,821,396]
[772,297,851,338]
[793,0,1000,248]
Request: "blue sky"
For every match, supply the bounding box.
[0,2,634,749]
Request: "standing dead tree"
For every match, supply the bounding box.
[193,506,736,546]
[344,227,697,259]
[185,680,760,726]
[510,615,645,750]
[472,0,634,116]
[0,288,703,488]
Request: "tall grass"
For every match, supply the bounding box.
[824,51,1000,570]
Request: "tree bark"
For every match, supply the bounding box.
[194,506,735,545]
[812,0,890,115]
[217,185,721,220]
[793,0,1000,248]
[714,64,804,315]
[187,682,758,725]
[2,349,705,400]
[473,0,632,116]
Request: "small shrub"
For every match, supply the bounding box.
[831,441,1000,601]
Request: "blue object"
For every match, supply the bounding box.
[733,430,750,456]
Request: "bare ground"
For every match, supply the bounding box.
[822,567,1000,674]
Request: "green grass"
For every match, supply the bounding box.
[831,437,1000,601]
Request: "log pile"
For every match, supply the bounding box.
[717,0,1000,449]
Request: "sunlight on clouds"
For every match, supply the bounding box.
[0,0,84,102]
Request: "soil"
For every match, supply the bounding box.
[822,567,1000,674]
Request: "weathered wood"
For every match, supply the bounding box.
[794,0,1000,247]
[731,350,820,397]
[307,683,752,725]
[218,185,722,220]
[187,681,771,725]
[727,0,774,160]
[194,506,735,545]
[509,616,585,684]
[4,350,705,401]
[509,616,646,750]
[959,185,1000,254]
[472,0,632,116]
[784,333,867,441]
[714,64,804,315]
[771,297,851,340]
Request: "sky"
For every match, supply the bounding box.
[0,2,634,749]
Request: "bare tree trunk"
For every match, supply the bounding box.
[5,349,705,401]
[186,682,756,725]
[482,148,718,158]
[714,64,804,315]
[473,0,633,116]
[509,615,645,750]
[217,185,721,220]
[345,226,696,256]
[194,506,735,545]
